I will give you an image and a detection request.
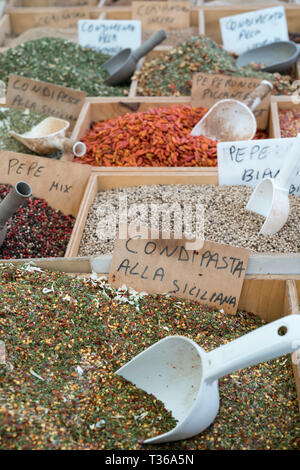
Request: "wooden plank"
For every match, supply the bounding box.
[284,280,300,412]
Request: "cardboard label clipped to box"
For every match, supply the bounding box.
[0,150,91,217]
[109,227,250,314]
[6,75,86,131]
[191,73,270,130]
[132,1,190,31]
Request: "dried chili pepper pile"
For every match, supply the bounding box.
[0,185,75,259]
[76,105,268,167]
[0,264,299,450]
[279,109,300,137]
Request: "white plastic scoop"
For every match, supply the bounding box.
[117,314,300,444]
[191,80,273,142]
[10,117,86,157]
[246,135,300,235]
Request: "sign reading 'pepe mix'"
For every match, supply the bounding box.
[109,230,250,315]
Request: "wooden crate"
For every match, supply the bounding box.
[270,95,300,138]
[6,0,100,7]
[65,171,300,322]
[0,149,91,264]
[68,95,273,167]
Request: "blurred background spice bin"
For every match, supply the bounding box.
[66,172,300,320]
[131,35,300,98]
[0,37,134,97]
[0,6,105,51]
[270,95,300,138]
[100,6,204,48]
[69,97,271,168]
[0,260,299,449]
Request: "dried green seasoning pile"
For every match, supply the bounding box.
[0,264,299,450]
[0,38,129,97]
[133,36,298,96]
[0,108,47,155]
[78,184,300,257]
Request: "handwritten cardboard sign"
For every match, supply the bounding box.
[220,6,289,55]
[132,1,190,31]
[6,75,86,131]
[0,150,91,217]
[78,20,142,55]
[34,7,89,28]
[217,137,300,196]
[191,73,270,129]
[109,230,250,314]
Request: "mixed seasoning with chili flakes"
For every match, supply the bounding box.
[0,264,299,450]
[279,108,300,138]
[75,105,268,167]
[0,38,129,98]
[0,184,75,259]
[132,36,298,97]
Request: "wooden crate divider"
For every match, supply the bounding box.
[270,95,300,138]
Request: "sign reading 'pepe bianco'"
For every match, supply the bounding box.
[220,6,289,55]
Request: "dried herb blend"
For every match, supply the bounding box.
[279,108,300,138]
[0,38,129,97]
[5,28,78,48]
[132,36,297,97]
[0,264,299,450]
[0,184,75,259]
[76,105,268,167]
[78,184,300,257]
[0,108,47,155]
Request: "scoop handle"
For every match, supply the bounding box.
[243,80,273,111]
[132,30,167,62]
[206,314,300,382]
[276,135,300,189]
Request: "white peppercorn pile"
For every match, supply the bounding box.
[78,184,300,256]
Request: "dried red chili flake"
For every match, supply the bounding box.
[0,184,75,259]
[75,105,268,168]
[279,109,300,138]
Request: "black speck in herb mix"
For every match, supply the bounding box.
[0,184,75,259]
[0,265,299,450]
[0,37,129,97]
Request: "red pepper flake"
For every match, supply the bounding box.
[74,105,268,167]
[279,108,300,137]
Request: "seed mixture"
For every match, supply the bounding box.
[0,184,75,259]
[0,264,299,450]
[78,184,300,257]
[132,36,297,96]
[76,105,268,167]
[279,108,300,138]
[0,38,129,97]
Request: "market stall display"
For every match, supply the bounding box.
[0,1,299,453]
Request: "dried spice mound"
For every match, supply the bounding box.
[279,109,300,138]
[133,36,296,97]
[0,38,129,97]
[76,105,268,167]
[0,264,299,450]
[0,185,75,259]
[78,184,300,257]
